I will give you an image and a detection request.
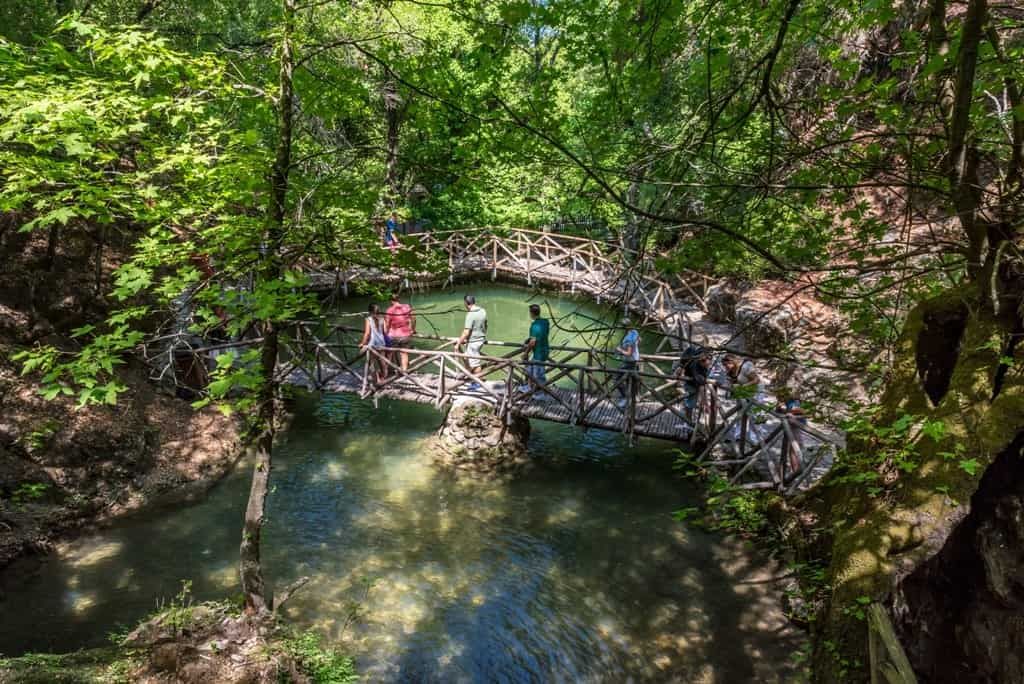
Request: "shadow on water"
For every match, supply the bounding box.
[0,286,805,681]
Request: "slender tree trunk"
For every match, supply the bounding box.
[621,166,646,261]
[383,78,402,206]
[239,0,294,615]
[945,0,987,278]
[45,225,59,271]
[94,226,104,295]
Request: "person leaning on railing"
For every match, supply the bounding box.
[721,354,769,448]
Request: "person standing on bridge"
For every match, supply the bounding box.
[384,211,400,251]
[359,303,390,383]
[676,344,712,422]
[455,294,487,390]
[614,318,641,409]
[386,291,415,371]
[520,303,550,393]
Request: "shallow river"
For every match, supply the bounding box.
[0,284,804,682]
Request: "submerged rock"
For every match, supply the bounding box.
[430,397,531,478]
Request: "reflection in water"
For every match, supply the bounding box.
[0,285,804,682]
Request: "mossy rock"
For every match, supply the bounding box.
[0,647,141,684]
[808,290,1024,682]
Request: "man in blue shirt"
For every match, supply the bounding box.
[614,318,640,408]
[384,211,399,249]
[520,304,550,392]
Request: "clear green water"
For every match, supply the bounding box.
[0,284,804,682]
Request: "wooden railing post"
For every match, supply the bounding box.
[739,404,748,457]
[576,367,585,424]
[447,245,454,285]
[627,370,636,445]
[492,236,497,281]
[867,603,918,684]
[436,355,446,406]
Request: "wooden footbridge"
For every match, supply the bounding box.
[268,322,837,494]
[303,227,715,343]
[162,226,840,493]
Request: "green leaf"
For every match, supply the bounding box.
[958,458,981,476]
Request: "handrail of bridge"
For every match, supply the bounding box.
[308,323,687,363]
[274,322,838,494]
[301,226,714,315]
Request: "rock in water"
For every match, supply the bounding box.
[430,397,531,478]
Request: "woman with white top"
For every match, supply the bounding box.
[360,303,389,383]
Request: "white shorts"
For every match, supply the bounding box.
[466,340,485,368]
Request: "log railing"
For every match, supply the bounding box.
[302,227,714,326]
[270,322,838,493]
[867,603,918,684]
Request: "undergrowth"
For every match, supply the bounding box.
[277,630,358,684]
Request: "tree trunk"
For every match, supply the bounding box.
[621,166,646,261]
[239,324,279,614]
[239,0,294,615]
[93,226,104,295]
[45,225,59,271]
[383,78,403,206]
[945,0,987,278]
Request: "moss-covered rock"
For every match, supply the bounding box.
[430,398,532,478]
[805,289,1024,682]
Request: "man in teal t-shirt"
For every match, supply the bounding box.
[520,304,550,391]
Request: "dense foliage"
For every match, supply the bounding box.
[2,0,1021,669]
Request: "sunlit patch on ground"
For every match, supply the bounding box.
[65,590,98,614]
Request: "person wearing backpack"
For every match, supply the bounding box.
[676,345,711,421]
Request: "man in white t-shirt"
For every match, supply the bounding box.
[455,294,487,390]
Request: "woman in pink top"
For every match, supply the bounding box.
[385,292,416,371]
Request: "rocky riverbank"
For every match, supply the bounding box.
[0,227,242,573]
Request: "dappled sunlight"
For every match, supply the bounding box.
[66,541,124,568]
[66,590,99,614]
[3,287,804,681]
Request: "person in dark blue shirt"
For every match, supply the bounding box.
[676,345,711,421]
[384,211,399,250]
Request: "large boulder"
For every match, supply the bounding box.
[732,281,843,356]
[431,398,531,478]
[705,279,749,323]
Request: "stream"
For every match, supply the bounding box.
[0,284,805,682]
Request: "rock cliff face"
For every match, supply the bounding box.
[894,431,1024,683]
[803,290,1024,682]
[430,399,531,478]
[704,278,862,416]
[706,279,843,357]
[0,226,241,572]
